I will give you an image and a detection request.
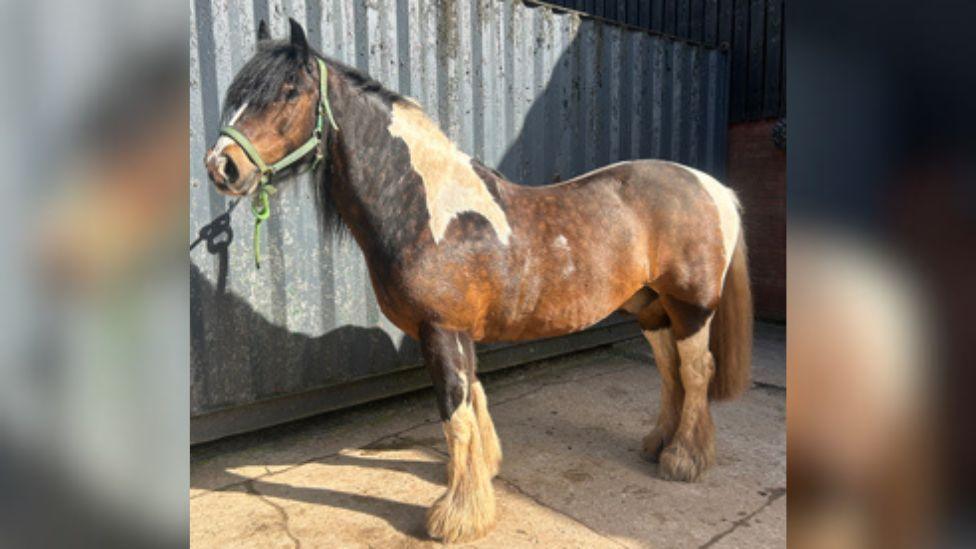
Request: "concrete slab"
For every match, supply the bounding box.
[190,389,440,497]
[192,447,622,548]
[191,322,785,547]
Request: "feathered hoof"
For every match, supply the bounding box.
[471,381,503,478]
[426,486,496,543]
[482,433,503,478]
[640,426,671,463]
[659,439,714,482]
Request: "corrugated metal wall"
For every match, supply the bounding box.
[190,0,729,441]
[541,0,784,122]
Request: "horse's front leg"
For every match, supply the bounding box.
[420,324,497,543]
[458,334,504,478]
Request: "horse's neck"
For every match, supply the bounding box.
[326,75,430,254]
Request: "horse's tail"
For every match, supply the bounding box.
[708,229,753,401]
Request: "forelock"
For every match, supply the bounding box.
[222,41,308,119]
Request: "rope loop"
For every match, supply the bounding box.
[251,184,273,268]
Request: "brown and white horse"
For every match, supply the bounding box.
[204,19,752,543]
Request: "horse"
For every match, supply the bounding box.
[204,18,752,543]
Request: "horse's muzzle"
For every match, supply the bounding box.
[205,147,255,196]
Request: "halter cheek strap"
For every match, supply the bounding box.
[218,57,339,268]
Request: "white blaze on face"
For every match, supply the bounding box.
[226,101,249,125]
[677,163,741,277]
[388,101,512,245]
[209,102,249,159]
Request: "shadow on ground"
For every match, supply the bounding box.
[214,449,448,540]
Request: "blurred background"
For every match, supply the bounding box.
[789,0,976,547]
[0,0,972,547]
[0,0,186,547]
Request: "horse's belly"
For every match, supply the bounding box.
[482,280,632,342]
[528,306,611,338]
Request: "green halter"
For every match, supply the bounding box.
[219,57,339,268]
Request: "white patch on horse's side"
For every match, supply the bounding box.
[388,101,512,245]
[552,235,575,278]
[676,163,741,276]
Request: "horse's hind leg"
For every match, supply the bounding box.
[626,291,683,462]
[640,326,683,462]
[658,299,717,482]
[420,324,496,543]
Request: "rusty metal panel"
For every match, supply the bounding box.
[190,0,729,441]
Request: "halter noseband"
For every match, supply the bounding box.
[218,57,339,268]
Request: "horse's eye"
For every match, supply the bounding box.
[284,87,300,101]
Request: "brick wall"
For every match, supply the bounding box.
[726,120,786,320]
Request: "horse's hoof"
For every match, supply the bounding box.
[659,440,713,482]
[426,487,496,543]
[640,427,670,463]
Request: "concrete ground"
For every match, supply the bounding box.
[191,322,785,548]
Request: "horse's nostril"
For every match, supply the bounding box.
[222,155,239,184]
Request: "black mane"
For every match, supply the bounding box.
[326,58,405,107]
[222,41,404,120]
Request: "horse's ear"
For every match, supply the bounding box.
[257,19,270,42]
[289,18,309,57]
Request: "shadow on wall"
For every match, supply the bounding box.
[493,2,727,185]
[190,262,421,416]
[493,6,602,186]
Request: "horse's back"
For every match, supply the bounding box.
[467,159,736,339]
[515,159,736,215]
[507,159,737,250]
[543,158,739,305]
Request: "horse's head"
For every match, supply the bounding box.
[205,18,329,196]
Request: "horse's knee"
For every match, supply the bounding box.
[420,324,471,420]
[439,370,469,421]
